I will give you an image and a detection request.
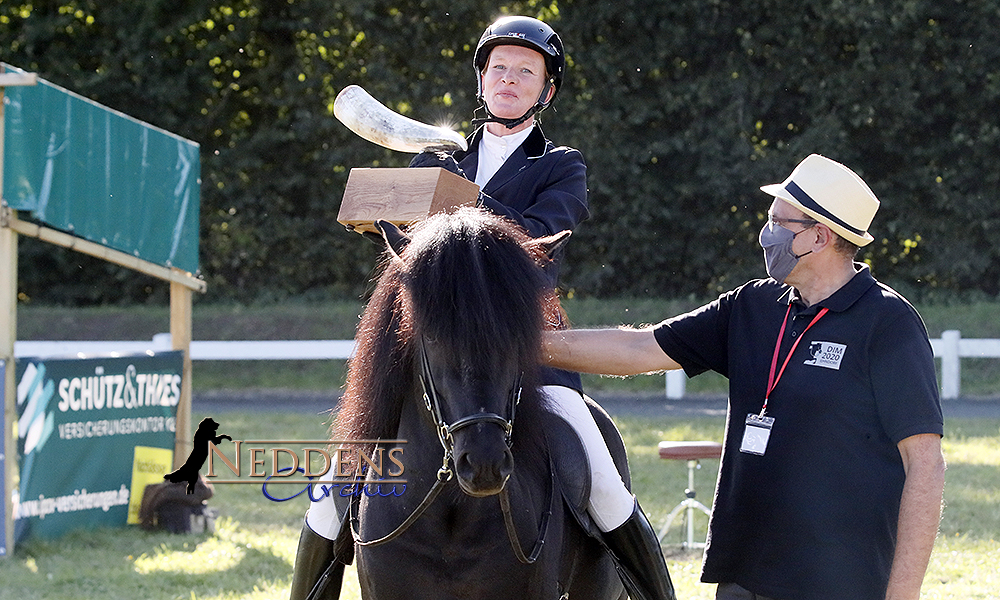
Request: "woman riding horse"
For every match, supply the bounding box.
[292,15,674,600]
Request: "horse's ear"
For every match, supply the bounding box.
[528,229,572,259]
[376,220,411,258]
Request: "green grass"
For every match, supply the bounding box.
[2,411,998,599]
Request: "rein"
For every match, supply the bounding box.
[499,467,556,564]
[349,337,550,564]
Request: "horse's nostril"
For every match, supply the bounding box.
[454,451,473,476]
[454,446,514,496]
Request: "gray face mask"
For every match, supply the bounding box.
[759,221,813,283]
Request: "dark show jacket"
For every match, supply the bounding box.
[455,124,589,392]
[454,124,590,288]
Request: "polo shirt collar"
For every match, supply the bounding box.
[784,262,877,315]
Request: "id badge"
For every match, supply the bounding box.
[740,413,775,456]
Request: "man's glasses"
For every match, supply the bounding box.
[767,214,817,230]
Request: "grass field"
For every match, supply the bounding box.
[8,299,1000,598]
[2,409,998,600]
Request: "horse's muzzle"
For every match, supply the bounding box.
[452,428,514,497]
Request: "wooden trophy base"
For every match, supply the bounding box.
[337,167,480,234]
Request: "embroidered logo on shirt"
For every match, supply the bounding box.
[803,341,846,370]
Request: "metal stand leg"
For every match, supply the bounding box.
[657,459,713,549]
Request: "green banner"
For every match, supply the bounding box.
[13,352,181,543]
[2,63,200,273]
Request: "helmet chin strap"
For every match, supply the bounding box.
[471,105,541,130]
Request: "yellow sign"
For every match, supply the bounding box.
[127,446,174,525]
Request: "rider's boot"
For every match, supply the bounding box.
[602,499,678,600]
[289,521,344,600]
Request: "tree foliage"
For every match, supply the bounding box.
[3,0,999,305]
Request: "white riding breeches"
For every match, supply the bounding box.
[305,385,635,540]
[305,477,343,540]
[541,385,635,532]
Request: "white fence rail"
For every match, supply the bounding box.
[14,329,997,400]
[15,333,356,361]
[931,331,1000,401]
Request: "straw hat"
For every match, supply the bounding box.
[760,154,880,247]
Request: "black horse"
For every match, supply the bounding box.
[290,208,629,599]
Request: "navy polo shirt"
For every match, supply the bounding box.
[653,264,943,600]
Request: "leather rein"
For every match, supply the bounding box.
[349,336,551,564]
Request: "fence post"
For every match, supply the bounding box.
[665,370,686,399]
[940,330,961,400]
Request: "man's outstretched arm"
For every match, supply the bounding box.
[543,327,681,376]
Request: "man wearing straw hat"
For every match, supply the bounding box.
[544,154,946,600]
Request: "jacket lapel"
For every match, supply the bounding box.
[483,150,529,195]
[459,123,547,195]
[456,128,483,183]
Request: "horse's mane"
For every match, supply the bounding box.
[334,208,558,445]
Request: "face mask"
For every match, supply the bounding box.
[759,221,813,283]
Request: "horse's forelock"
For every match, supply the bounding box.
[336,209,551,443]
[401,212,547,372]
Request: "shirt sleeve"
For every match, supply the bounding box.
[868,299,944,443]
[653,291,734,378]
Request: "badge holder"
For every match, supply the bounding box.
[740,413,774,456]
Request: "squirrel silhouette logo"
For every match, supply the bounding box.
[164,417,232,494]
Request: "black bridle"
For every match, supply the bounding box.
[417,335,521,469]
[348,335,551,565]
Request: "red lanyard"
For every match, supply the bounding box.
[760,304,829,416]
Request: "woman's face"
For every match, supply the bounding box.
[481,44,551,124]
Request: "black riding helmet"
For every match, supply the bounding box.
[473,16,565,129]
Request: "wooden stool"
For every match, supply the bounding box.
[656,441,723,549]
